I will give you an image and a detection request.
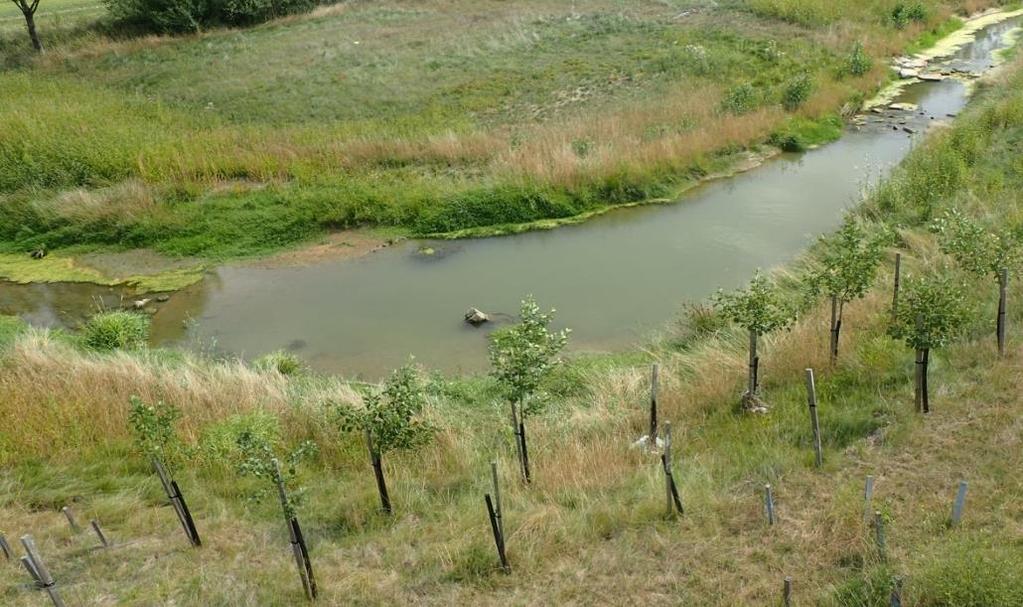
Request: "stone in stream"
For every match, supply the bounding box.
[133,298,152,310]
[898,68,919,79]
[918,73,945,82]
[156,295,170,303]
[464,308,489,326]
[888,102,919,112]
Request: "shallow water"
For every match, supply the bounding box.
[3,17,1020,378]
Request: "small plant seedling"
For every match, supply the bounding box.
[128,396,183,466]
[714,271,796,412]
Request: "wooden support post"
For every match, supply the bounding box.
[518,417,531,485]
[892,253,901,325]
[830,296,840,363]
[61,507,81,534]
[365,429,392,515]
[863,476,875,523]
[649,363,659,447]
[485,494,510,573]
[660,422,684,516]
[510,401,528,483]
[490,461,503,539]
[21,555,42,584]
[873,511,886,560]
[805,369,823,468]
[749,330,760,395]
[951,480,968,526]
[783,577,793,607]
[0,533,11,560]
[997,268,1008,357]
[272,459,316,601]
[171,480,202,547]
[152,458,201,547]
[20,535,66,607]
[890,576,903,607]
[764,484,775,526]
[90,520,109,548]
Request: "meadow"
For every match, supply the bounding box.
[0,0,1008,267]
[2,47,1023,605]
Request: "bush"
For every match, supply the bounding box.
[845,42,872,77]
[722,83,759,115]
[82,311,150,351]
[782,74,814,111]
[890,2,927,30]
[254,350,305,376]
[104,0,317,33]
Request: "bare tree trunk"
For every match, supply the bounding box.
[17,0,43,52]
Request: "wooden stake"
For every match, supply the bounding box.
[890,576,903,607]
[20,535,65,607]
[21,555,42,584]
[485,494,510,573]
[783,577,793,607]
[805,369,823,468]
[0,533,11,560]
[61,507,81,534]
[490,461,503,539]
[764,484,775,526]
[649,363,659,447]
[873,511,886,560]
[863,476,875,523]
[951,480,968,526]
[997,268,1008,357]
[90,520,110,548]
[153,458,201,547]
[518,419,531,484]
[748,330,760,395]
[511,401,527,483]
[892,253,902,325]
[365,429,392,515]
[830,295,840,363]
[662,422,685,517]
[272,459,315,601]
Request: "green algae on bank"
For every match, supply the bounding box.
[0,250,206,292]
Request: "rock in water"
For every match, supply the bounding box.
[464,308,489,326]
[133,298,152,310]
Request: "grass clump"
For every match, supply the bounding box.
[254,350,305,376]
[81,310,150,351]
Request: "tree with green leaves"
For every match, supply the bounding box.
[127,396,183,467]
[807,217,885,362]
[932,208,1022,354]
[9,0,43,52]
[889,274,970,413]
[489,295,569,481]
[714,271,796,411]
[236,431,318,518]
[335,362,435,514]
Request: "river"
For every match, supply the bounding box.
[3,15,1020,378]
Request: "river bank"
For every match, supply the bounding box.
[1,1,1007,288]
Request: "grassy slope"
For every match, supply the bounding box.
[3,52,1023,606]
[0,0,1000,266]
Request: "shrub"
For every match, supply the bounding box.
[889,274,969,351]
[722,83,759,115]
[845,42,872,77]
[82,311,150,351]
[782,74,814,111]
[254,350,305,376]
[890,2,927,30]
[104,0,317,33]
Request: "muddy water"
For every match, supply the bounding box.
[3,17,1020,378]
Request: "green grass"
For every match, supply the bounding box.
[5,51,1023,603]
[0,0,1000,266]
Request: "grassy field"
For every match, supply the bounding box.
[3,49,1023,605]
[0,0,1008,271]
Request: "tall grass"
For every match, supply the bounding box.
[0,0,998,257]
